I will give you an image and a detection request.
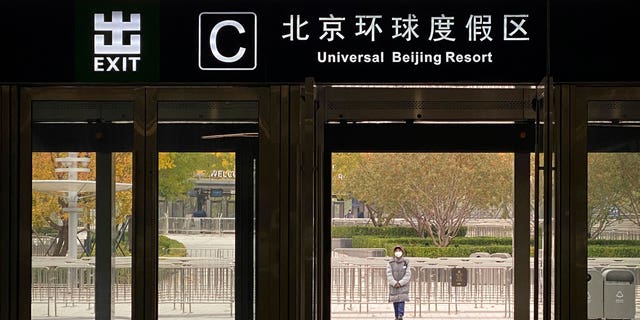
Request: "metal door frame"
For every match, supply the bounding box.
[149,87,267,319]
[315,84,539,320]
[17,86,144,319]
[15,85,279,320]
[555,84,640,320]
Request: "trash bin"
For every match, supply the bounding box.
[603,269,636,319]
[587,269,603,320]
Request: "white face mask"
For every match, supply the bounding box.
[394,251,403,258]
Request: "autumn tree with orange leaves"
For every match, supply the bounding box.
[33,152,235,256]
[32,152,132,256]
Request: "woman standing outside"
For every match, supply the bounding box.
[386,245,411,320]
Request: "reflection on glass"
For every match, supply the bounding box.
[330,153,517,319]
[158,152,236,319]
[31,152,132,319]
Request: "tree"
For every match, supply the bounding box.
[394,153,512,246]
[333,153,513,245]
[609,153,640,228]
[32,153,63,234]
[587,153,623,238]
[32,152,133,256]
[332,153,397,226]
[158,152,235,201]
[33,152,235,256]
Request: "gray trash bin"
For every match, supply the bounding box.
[603,269,636,319]
[588,269,604,319]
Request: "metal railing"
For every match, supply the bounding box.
[159,217,235,234]
[161,248,236,259]
[31,257,235,317]
[331,256,514,317]
[30,256,640,318]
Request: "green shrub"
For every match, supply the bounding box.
[403,245,513,258]
[159,235,187,257]
[452,237,512,246]
[331,226,419,238]
[351,236,514,249]
[331,226,467,238]
[588,239,640,246]
[348,233,640,258]
[588,246,640,257]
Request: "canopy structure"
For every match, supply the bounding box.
[32,180,132,193]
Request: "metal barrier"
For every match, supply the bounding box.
[159,217,236,234]
[161,248,236,259]
[30,255,640,319]
[331,257,513,317]
[31,257,235,317]
[596,230,640,240]
[157,263,235,315]
[465,225,514,238]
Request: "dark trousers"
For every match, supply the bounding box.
[393,301,405,317]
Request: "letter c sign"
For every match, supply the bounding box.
[199,12,257,70]
[210,20,246,63]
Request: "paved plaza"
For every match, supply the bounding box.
[32,301,517,320]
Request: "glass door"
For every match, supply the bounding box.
[25,88,139,319]
[582,86,640,320]
[22,87,264,320]
[153,88,262,319]
[320,85,538,320]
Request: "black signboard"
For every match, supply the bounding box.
[551,0,640,82]
[0,0,545,83]
[210,189,224,197]
[74,2,160,82]
[451,267,468,287]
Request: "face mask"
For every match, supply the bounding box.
[394,251,403,258]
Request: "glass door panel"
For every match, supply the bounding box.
[330,152,518,319]
[322,86,539,320]
[30,99,133,319]
[587,93,640,320]
[157,151,237,318]
[157,94,258,320]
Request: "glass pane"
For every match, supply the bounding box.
[31,152,133,319]
[158,152,237,318]
[588,101,640,319]
[331,152,516,319]
[157,98,258,320]
[587,152,640,319]
[31,100,133,320]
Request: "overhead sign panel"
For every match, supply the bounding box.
[0,0,545,82]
